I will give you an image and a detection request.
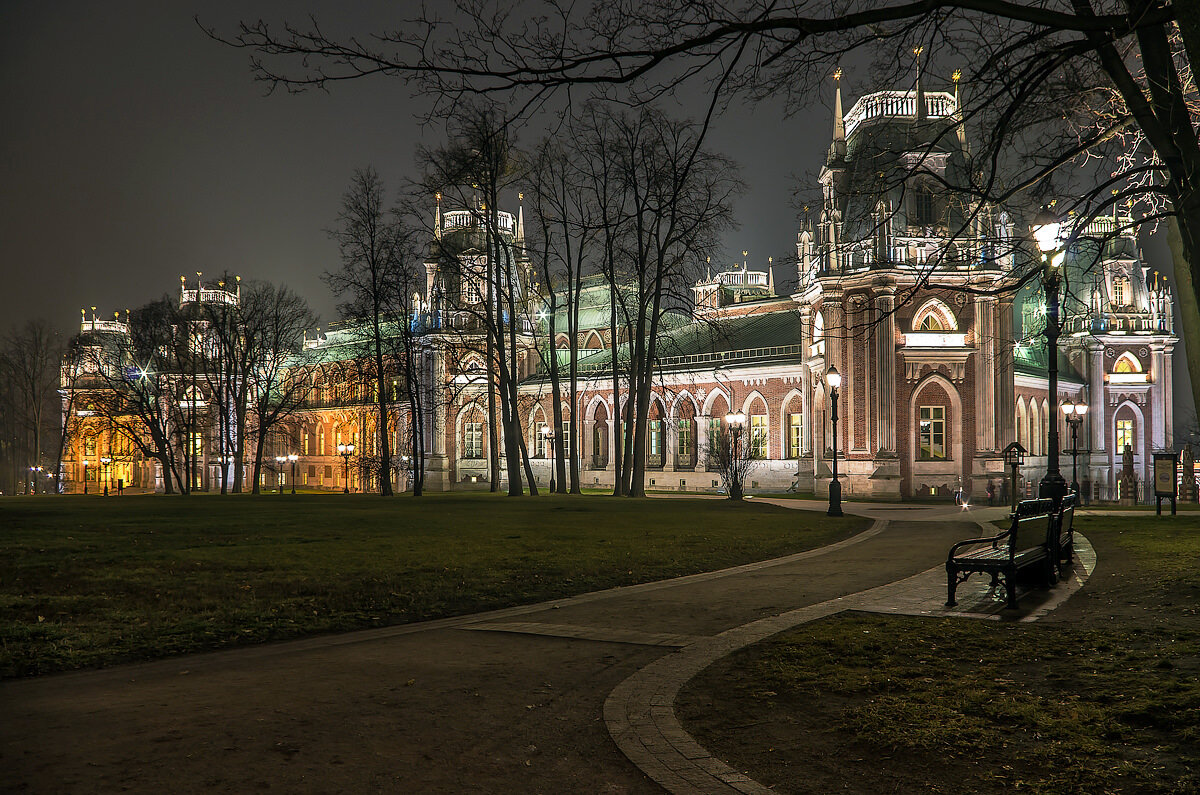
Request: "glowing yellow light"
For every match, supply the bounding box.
[833,68,842,81]
[913,46,924,57]
[952,69,962,83]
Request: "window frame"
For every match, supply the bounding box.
[918,405,947,460]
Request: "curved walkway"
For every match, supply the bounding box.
[604,526,1098,794]
[2,502,1045,793]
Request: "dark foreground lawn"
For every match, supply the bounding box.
[679,516,1200,795]
[0,493,865,677]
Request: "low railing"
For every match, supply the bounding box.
[573,343,806,375]
[80,319,128,334]
[844,90,956,137]
[180,288,238,306]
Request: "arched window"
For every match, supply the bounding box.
[912,183,937,227]
[1113,353,1141,373]
[675,400,697,469]
[811,311,826,356]
[1015,397,1027,451]
[318,425,326,456]
[1028,400,1041,456]
[912,299,958,332]
[591,403,609,469]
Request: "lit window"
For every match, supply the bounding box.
[788,413,803,458]
[919,406,946,460]
[1116,419,1134,453]
[560,421,570,454]
[1114,354,1140,374]
[750,415,768,458]
[536,422,549,457]
[648,420,661,460]
[465,422,483,458]
[919,313,945,331]
[678,419,693,458]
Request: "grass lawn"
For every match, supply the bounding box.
[679,515,1200,794]
[0,493,866,678]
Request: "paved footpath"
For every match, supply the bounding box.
[1,501,1088,794]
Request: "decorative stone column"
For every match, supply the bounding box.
[424,345,453,491]
[870,285,900,498]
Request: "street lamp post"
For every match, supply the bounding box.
[28,466,42,495]
[1032,207,1069,505]
[1003,442,1027,512]
[83,460,88,495]
[539,425,557,493]
[724,411,747,499]
[275,456,286,494]
[100,457,112,496]
[288,454,298,494]
[337,443,355,493]
[826,366,843,517]
[1061,399,1088,496]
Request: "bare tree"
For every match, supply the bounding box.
[1,320,63,493]
[241,281,316,494]
[326,167,410,496]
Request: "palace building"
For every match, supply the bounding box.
[61,79,1177,501]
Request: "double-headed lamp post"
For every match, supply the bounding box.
[100,457,112,497]
[1032,207,1069,504]
[725,411,747,499]
[337,443,355,494]
[28,465,43,495]
[539,425,557,493]
[1061,399,1089,496]
[288,454,298,494]
[275,456,286,493]
[826,366,843,517]
[82,460,89,495]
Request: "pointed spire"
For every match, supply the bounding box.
[517,192,525,243]
[706,256,712,281]
[914,47,926,122]
[828,68,846,162]
[768,257,775,294]
[952,69,968,150]
[434,192,443,239]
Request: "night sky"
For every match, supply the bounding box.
[3,2,1191,421]
[1,1,817,339]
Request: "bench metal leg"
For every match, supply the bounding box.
[945,563,957,607]
[1004,576,1017,609]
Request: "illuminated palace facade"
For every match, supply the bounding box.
[61,82,1177,500]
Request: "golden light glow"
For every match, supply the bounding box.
[952,69,962,83]
[913,46,924,57]
[833,68,842,81]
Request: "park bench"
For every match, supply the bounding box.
[946,497,1057,609]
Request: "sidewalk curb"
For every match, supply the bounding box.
[604,532,1097,794]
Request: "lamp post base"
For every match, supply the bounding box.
[827,478,843,516]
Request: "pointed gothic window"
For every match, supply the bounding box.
[919,313,945,331]
[1113,353,1141,373]
[912,184,936,227]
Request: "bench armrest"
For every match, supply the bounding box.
[947,528,1011,561]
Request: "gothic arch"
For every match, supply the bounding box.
[670,390,700,421]
[582,330,603,350]
[1113,399,1146,457]
[454,401,488,459]
[1015,396,1027,452]
[1027,396,1036,453]
[701,387,731,419]
[912,298,958,332]
[1113,352,1142,373]
[908,373,964,464]
[780,388,805,458]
